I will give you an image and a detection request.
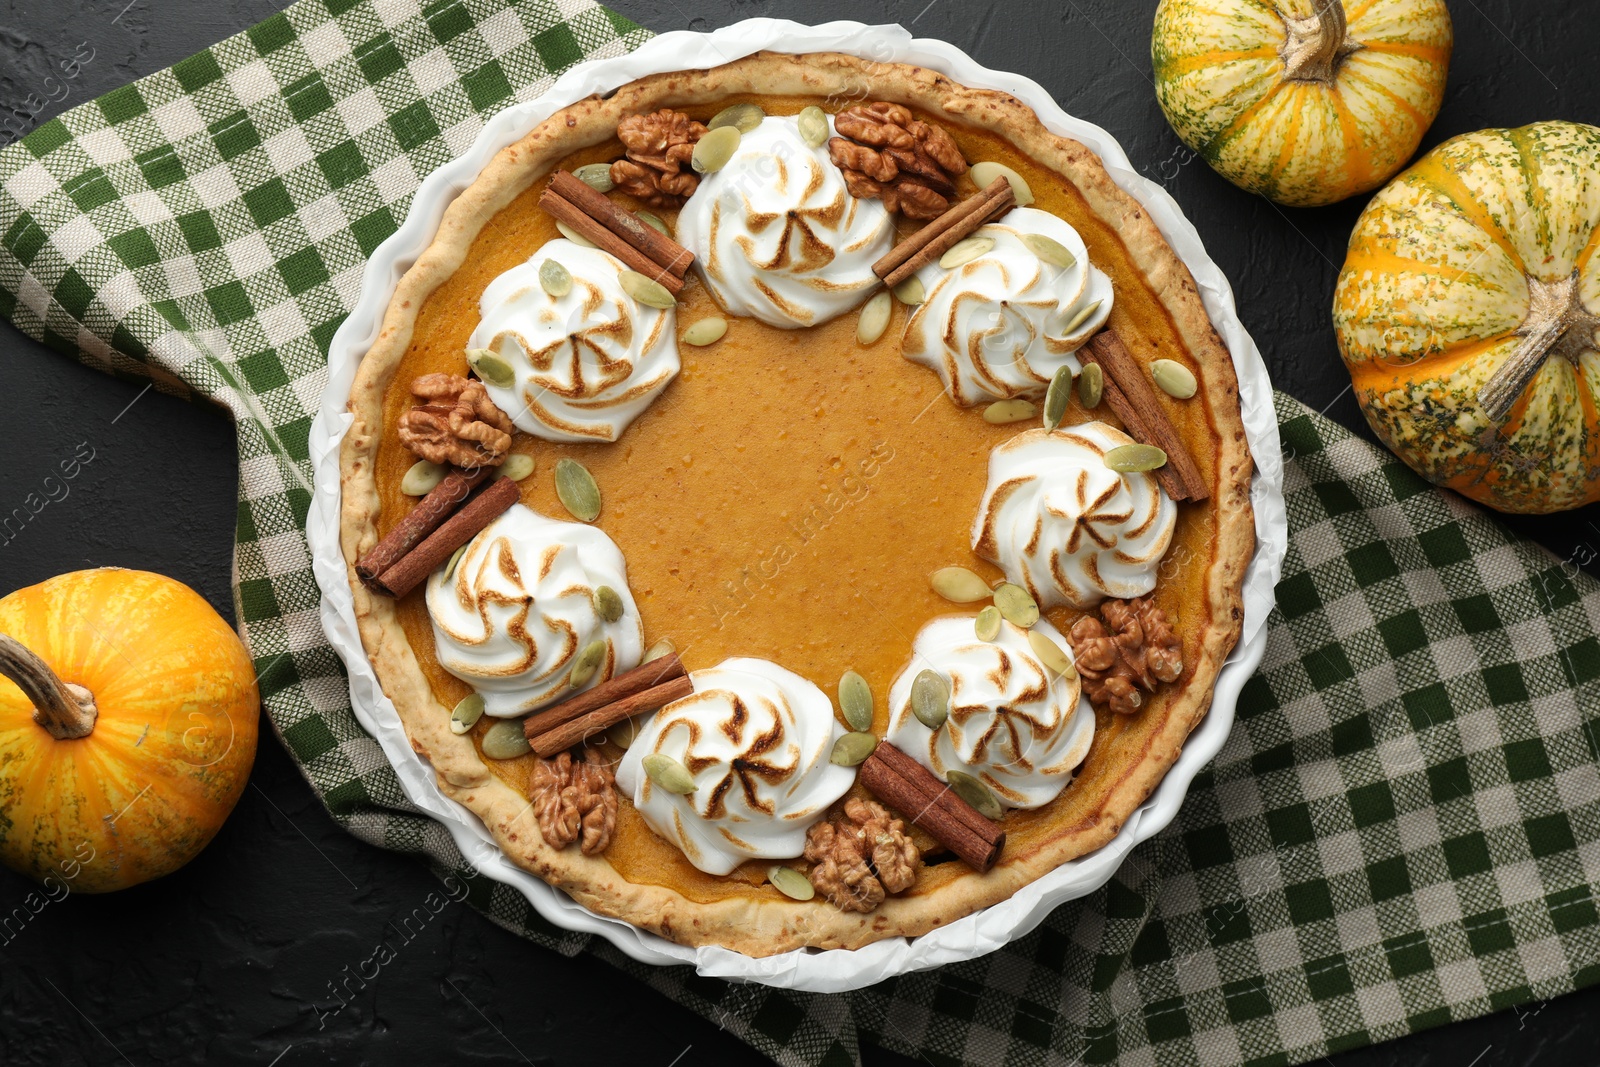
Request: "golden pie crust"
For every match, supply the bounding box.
[339,52,1255,955]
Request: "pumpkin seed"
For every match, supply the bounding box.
[970,161,1034,207]
[939,235,995,270]
[892,276,925,306]
[974,605,1002,642]
[637,211,670,237]
[449,693,485,735]
[500,453,535,482]
[642,752,697,794]
[857,290,893,345]
[708,102,765,134]
[910,669,950,730]
[931,566,992,603]
[643,637,676,663]
[443,543,469,581]
[481,719,531,760]
[1022,233,1076,269]
[830,731,878,767]
[797,105,829,148]
[1078,362,1104,409]
[573,162,615,192]
[554,458,602,521]
[838,670,873,731]
[1042,366,1073,430]
[568,638,607,689]
[401,459,446,496]
[691,125,741,173]
[1150,358,1198,400]
[619,270,677,309]
[993,583,1040,627]
[539,258,572,297]
[945,770,1003,819]
[593,585,624,624]
[556,220,596,248]
[984,399,1036,424]
[768,865,816,901]
[1061,299,1102,337]
[682,316,728,346]
[1027,629,1076,680]
[1103,443,1168,473]
[466,348,516,389]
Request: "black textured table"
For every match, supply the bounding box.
[2,1,1596,1064]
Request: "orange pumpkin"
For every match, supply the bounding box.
[0,569,258,892]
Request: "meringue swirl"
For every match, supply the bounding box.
[426,504,643,717]
[468,240,679,443]
[973,424,1176,610]
[902,207,1113,405]
[675,116,895,328]
[615,658,854,875]
[885,616,1093,809]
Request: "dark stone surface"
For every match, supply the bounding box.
[1,1,1597,1064]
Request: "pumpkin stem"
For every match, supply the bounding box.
[1478,274,1600,423]
[0,634,97,740]
[1282,0,1353,83]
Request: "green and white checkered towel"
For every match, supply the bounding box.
[3,2,1597,1063]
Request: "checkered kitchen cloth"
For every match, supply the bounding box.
[3,1,1599,1063]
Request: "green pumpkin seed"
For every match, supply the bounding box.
[643,637,676,663]
[1042,366,1073,430]
[466,348,516,389]
[1150,358,1198,400]
[593,585,624,623]
[939,235,995,270]
[830,731,878,767]
[539,258,572,297]
[857,290,893,345]
[1022,233,1076,269]
[984,399,1036,425]
[556,220,597,248]
[449,693,485,735]
[691,125,741,174]
[682,317,727,346]
[637,211,670,237]
[443,543,469,581]
[401,459,446,496]
[1078,362,1104,409]
[975,605,1002,642]
[1027,629,1076,680]
[910,669,950,730]
[930,566,992,603]
[1061,299,1102,337]
[554,457,601,521]
[642,752,697,794]
[574,162,615,192]
[892,276,925,306]
[969,161,1034,207]
[768,865,815,901]
[619,270,677,310]
[993,583,1040,627]
[797,106,829,148]
[1103,443,1168,473]
[708,102,765,134]
[568,638,607,690]
[838,670,873,731]
[500,453,535,482]
[945,770,1003,819]
[481,719,531,760]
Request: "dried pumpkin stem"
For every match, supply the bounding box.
[1478,274,1600,423]
[1281,0,1352,82]
[0,634,97,740]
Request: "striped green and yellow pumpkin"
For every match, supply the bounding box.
[1153,0,1452,207]
[1334,121,1600,514]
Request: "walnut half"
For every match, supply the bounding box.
[531,750,617,856]
[397,373,513,469]
[802,797,921,913]
[609,108,707,207]
[827,102,967,220]
[1068,595,1184,714]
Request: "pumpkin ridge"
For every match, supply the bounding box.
[1346,332,1516,386]
[1354,40,1450,65]
[1342,244,1516,299]
[1331,83,1375,197]
[1203,76,1290,160]
[1156,47,1280,79]
[1343,0,1383,23]
[1509,126,1560,274]
[1268,83,1311,200]
[1341,66,1430,131]
[1409,161,1529,278]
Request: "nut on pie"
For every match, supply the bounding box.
[339,52,1254,956]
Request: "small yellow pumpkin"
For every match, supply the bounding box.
[1153,0,1452,207]
[1334,121,1600,514]
[0,569,258,892]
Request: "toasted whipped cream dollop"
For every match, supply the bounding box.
[885,616,1093,809]
[615,658,853,875]
[902,207,1113,405]
[973,424,1176,610]
[468,240,679,442]
[426,504,643,717]
[675,116,895,328]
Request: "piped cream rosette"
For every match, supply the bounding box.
[885,617,1093,809]
[973,423,1176,610]
[615,658,854,875]
[675,115,895,328]
[426,504,643,717]
[468,239,679,443]
[902,206,1113,405]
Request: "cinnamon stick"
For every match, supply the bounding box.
[860,742,1006,872]
[548,171,693,279]
[370,476,520,599]
[528,675,694,758]
[523,653,686,739]
[538,188,685,295]
[357,466,491,581]
[875,176,1016,289]
[1079,330,1210,503]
